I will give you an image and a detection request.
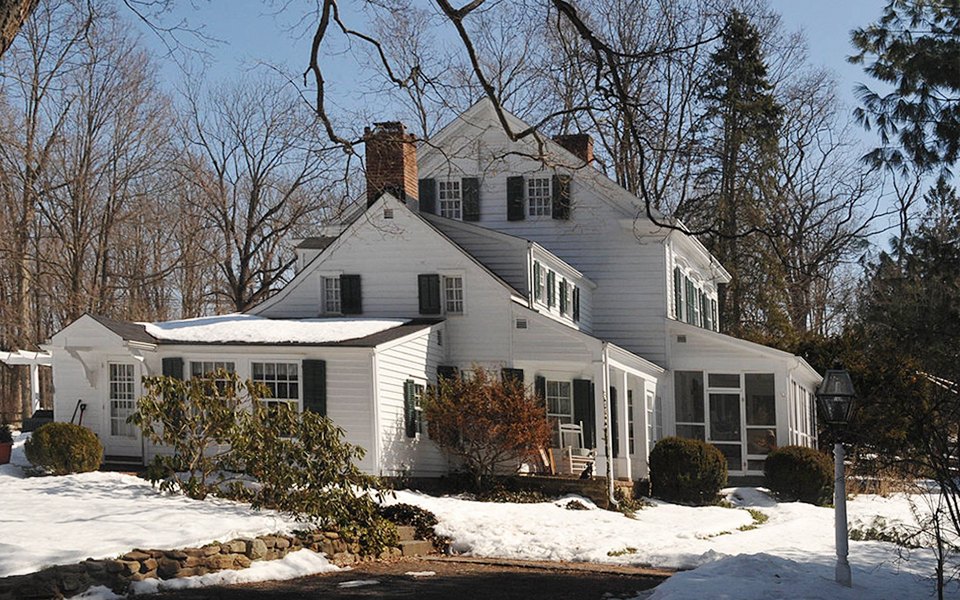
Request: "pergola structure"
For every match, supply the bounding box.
[0,350,53,416]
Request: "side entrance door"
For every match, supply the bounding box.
[102,361,143,460]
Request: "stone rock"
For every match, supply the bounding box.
[83,560,107,575]
[275,537,291,549]
[203,554,236,571]
[118,560,140,577]
[331,552,356,566]
[234,555,252,569]
[201,545,221,557]
[244,538,268,560]
[323,531,340,540]
[258,536,278,549]
[183,556,203,568]
[163,550,188,561]
[320,540,335,556]
[121,550,152,562]
[104,560,124,574]
[140,558,158,573]
[222,540,246,554]
[59,573,85,592]
[157,558,181,580]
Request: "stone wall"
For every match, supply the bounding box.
[0,530,406,600]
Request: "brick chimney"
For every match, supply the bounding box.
[553,133,594,166]
[364,122,418,208]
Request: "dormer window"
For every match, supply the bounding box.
[438,180,462,220]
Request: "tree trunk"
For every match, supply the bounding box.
[0,0,38,58]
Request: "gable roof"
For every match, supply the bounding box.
[248,193,527,316]
[88,313,157,344]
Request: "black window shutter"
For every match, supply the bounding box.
[501,367,524,385]
[462,177,480,221]
[535,375,546,401]
[419,178,436,214]
[573,286,580,322]
[573,379,595,449]
[302,359,327,416]
[418,274,441,315]
[340,274,362,314]
[610,386,619,458]
[404,379,417,438]
[559,278,568,315]
[533,262,542,301]
[507,176,525,221]
[437,365,459,381]
[547,271,556,307]
[552,174,571,220]
[162,357,183,380]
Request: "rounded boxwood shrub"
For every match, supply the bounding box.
[25,422,102,475]
[764,445,834,505]
[649,437,727,505]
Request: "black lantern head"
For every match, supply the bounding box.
[816,369,857,426]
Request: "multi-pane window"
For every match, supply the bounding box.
[404,380,426,438]
[190,361,236,392]
[627,390,635,455]
[646,392,662,453]
[252,362,300,411]
[109,363,137,438]
[444,276,464,314]
[438,180,462,220]
[323,277,341,314]
[546,380,572,447]
[527,177,551,216]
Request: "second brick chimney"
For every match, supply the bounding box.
[553,133,594,166]
[364,122,418,208]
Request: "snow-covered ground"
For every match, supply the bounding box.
[2,429,955,599]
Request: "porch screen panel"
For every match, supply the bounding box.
[745,373,777,455]
[674,371,704,440]
[109,363,137,438]
[709,392,741,471]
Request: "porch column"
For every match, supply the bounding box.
[30,363,40,414]
[618,369,631,479]
[592,359,612,485]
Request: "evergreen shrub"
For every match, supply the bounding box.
[24,422,102,474]
[764,445,834,505]
[649,436,727,505]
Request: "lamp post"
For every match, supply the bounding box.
[815,369,857,588]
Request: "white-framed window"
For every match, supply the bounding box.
[646,392,662,453]
[190,360,236,392]
[438,180,462,220]
[546,380,572,447]
[323,276,341,314]
[252,361,300,411]
[109,363,137,438]
[527,177,551,216]
[444,275,464,314]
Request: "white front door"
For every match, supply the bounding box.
[103,361,142,459]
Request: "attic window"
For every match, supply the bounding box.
[516,318,528,330]
[437,330,443,346]
[383,208,394,219]
[677,335,687,343]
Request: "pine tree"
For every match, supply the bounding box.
[697,10,782,335]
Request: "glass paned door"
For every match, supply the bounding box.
[709,392,742,471]
[109,363,137,438]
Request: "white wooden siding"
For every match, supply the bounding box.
[375,325,448,477]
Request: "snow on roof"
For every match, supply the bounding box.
[141,314,410,345]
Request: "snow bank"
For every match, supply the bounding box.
[142,314,408,344]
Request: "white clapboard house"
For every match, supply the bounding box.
[44,100,821,480]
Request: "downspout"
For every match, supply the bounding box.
[602,342,615,507]
[370,350,382,476]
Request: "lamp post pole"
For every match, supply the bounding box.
[834,438,851,587]
[816,368,857,589]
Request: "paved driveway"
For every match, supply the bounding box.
[149,556,670,600]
